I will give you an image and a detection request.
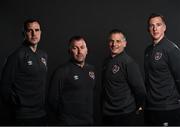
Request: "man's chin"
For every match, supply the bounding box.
[74,59,84,64]
[30,41,39,45]
[26,40,39,46]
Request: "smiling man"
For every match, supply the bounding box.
[144,13,180,126]
[101,29,146,125]
[0,19,48,125]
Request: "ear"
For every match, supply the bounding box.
[124,41,127,47]
[164,24,166,32]
[86,48,88,55]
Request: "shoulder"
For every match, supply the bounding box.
[53,62,71,75]
[37,49,48,58]
[102,56,110,66]
[145,44,153,54]
[122,52,135,64]
[162,38,180,53]
[85,63,95,70]
[6,45,26,61]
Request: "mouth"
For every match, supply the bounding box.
[77,54,84,58]
[111,47,119,50]
[153,32,159,36]
[32,38,38,40]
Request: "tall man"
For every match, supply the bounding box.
[144,13,180,126]
[48,36,95,125]
[0,19,48,125]
[102,29,146,125]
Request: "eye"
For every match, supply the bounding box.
[149,24,154,28]
[80,45,86,49]
[109,40,114,43]
[116,40,121,43]
[157,23,162,27]
[26,29,31,32]
[71,46,78,51]
[35,29,40,32]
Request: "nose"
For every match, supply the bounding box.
[153,26,157,31]
[31,30,36,36]
[112,41,117,46]
[77,48,82,54]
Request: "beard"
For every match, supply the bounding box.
[71,56,85,65]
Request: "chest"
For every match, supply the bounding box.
[65,67,95,90]
[18,53,47,76]
[145,48,168,71]
[103,61,126,82]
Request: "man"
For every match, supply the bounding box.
[48,36,95,125]
[102,29,146,125]
[0,19,48,125]
[144,13,180,126]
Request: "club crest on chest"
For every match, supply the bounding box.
[154,52,162,60]
[41,57,47,66]
[89,71,95,79]
[112,65,120,74]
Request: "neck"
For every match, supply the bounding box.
[76,62,85,68]
[111,51,124,58]
[153,35,164,45]
[111,54,116,58]
[29,45,37,52]
[72,59,85,68]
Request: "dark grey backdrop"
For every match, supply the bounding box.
[0,0,180,125]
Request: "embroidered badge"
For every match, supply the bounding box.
[27,60,33,66]
[41,57,47,66]
[73,75,79,80]
[112,65,120,74]
[154,52,162,60]
[89,71,95,79]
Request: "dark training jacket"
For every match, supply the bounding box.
[102,51,146,116]
[48,60,95,125]
[144,37,180,110]
[0,42,47,119]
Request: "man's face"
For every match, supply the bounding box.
[25,21,41,45]
[70,39,88,64]
[109,33,126,57]
[148,16,166,43]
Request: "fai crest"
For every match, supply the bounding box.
[154,52,162,60]
[112,65,120,74]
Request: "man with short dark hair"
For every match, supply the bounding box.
[0,18,48,125]
[144,13,180,126]
[48,36,95,125]
[102,29,146,125]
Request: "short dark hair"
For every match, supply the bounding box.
[68,36,87,48]
[23,18,41,32]
[108,29,126,40]
[147,13,166,25]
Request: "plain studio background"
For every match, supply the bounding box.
[0,0,180,125]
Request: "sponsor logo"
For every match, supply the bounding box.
[73,75,79,80]
[27,60,33,66]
